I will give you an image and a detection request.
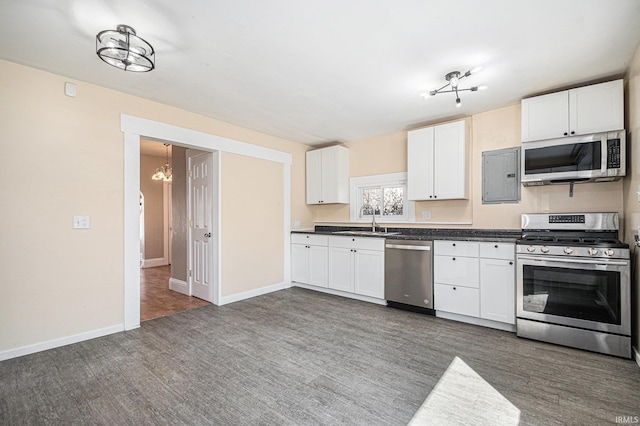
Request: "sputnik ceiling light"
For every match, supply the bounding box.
[96,25,155,72]
[421,66,486,108]
[151,144,172,182]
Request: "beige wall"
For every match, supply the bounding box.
[623,42,640,351]
[0,60,312,353]
[314,106,624,229]
[221,153,284,296]
[140,153,166,260]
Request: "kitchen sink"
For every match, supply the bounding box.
[332,230,401,237]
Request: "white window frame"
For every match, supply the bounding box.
[349,172,415,223]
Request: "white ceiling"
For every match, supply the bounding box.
[2,0,640,146]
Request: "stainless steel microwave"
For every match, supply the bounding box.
[521,130,626,186]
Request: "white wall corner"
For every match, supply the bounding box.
[141,258,168,268]
[0,325,124,362]
[169,277,189,295]
[219,282,288,306]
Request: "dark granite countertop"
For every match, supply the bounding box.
[293,226,521,242]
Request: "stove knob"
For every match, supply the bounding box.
[604,249,615,257]
[563,247,574,254]
[540,246,550,253]
[588,248,599,256]
[527,246,536,252]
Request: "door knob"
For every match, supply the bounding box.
[204,232,212,237]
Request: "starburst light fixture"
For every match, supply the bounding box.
[421,66,487,108]
[151,144,172,182]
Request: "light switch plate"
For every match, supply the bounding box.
[73,215,90,229]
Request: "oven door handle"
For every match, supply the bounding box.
[517,254,628,266]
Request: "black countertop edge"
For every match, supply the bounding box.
[292,226,521,242]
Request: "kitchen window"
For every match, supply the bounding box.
[350,173,415,223]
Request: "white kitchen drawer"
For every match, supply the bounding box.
[291,233,328,246]
[479,242,515,260]
[434,240,479,257]
[434,283,480,317]
[434,255,479,288]
[329,236,385,251]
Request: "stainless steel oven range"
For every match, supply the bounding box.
[516,212,631,358]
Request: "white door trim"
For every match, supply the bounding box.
[163,181,172,266]
[121,114,292,331]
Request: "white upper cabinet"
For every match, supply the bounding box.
[407,119,469,201]
[306,145,349,204]
[521,79,623,142]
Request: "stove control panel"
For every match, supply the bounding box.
[549,214,585,224]
[517,244,629,259]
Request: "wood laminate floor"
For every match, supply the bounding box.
[140,265,210,322]
[1,287,639,425]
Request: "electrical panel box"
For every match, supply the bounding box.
[482,147,520,204]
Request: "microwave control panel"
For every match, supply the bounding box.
[607,139,621,169]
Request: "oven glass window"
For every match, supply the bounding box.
[524,141,601,175]
[522,265,621,324]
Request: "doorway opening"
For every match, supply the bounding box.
[139,140,214,321]
[123,114,292,331]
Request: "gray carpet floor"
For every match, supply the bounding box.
[1,287,639,425]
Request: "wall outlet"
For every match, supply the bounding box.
[294,220,301,229]
[421,210,431,220]
[73,215,90,229]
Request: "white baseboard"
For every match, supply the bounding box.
[141,258,167,268]
[633,346,640,369]
[436,311,517,333]
[0,324,124,362]
[169,277,189,295]
[220,281,287,305]
[293,282,387,306]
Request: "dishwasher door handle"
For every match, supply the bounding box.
[385,244,431,251]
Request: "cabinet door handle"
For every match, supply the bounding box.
[563,132,568,136]
[494,244,498,248]
[452,257,456,261]
[571,131,575,135]
[452,243,456,246]
[453,287,456,290]
[509,261,513,265]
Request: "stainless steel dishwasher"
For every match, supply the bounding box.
[384,239,434,314]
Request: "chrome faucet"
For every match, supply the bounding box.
[371,209,378,232]
[361,204,379,232]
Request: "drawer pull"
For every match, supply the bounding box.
[494,244,498,248]
[452,257,456,261]
[453,243,456,246]
[453,287,456,290]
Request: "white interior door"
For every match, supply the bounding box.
[189,152,214,301]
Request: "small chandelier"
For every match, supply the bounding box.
[421,67,486,108]
[96,25,155,72]
[152,144,172,182]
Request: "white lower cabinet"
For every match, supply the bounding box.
[479,248,515,324]
[353,249,385,298]
[328,236,385,299]
[291,234,329,288]
[328,246,353,292]
[292,233,385,302]
[433,283,479,317]
[434,240,515,331]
